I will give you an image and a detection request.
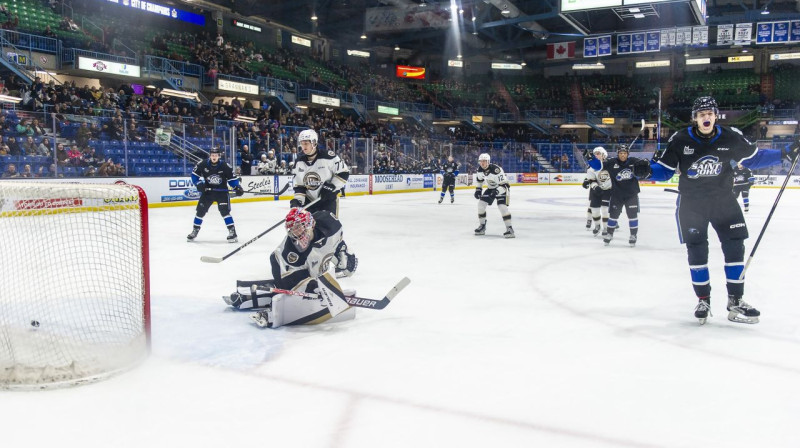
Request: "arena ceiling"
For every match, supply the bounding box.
[188,0,800,61]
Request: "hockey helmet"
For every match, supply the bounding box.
[285,208,315,249]
[298,129,318,146]
[692,96,719,118]
[617,145,629,156]
[478,153,491,162]
[209,147,222,155]
[593,146,607,158]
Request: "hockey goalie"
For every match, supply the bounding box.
[223,208,358,328]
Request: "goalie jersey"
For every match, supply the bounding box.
[292,149,349,205]
[270,211,344,290]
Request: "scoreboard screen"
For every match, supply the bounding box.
[396,65,425,80]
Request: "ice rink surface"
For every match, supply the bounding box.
[3,185,799,448]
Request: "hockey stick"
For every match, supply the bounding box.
[200,197,320,263]
[739,155,800,280]
[664,188,680,194]
[267,277,411,310]
[627,118,647,149]
[211,183,292,196]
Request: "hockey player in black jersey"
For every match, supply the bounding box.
[732,163,755,212]
[187,147,244,243]
[588,144,651,246]
[289,129,349,217]
[222,208,358,328]
[438,155,459,204]
[645,96,800,324]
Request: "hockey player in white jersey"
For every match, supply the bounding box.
[474,153,514,238]
[289,129,349,217]
[581,147,612,237]
[223,208,358,328]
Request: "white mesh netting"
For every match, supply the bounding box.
[0,182,149,389]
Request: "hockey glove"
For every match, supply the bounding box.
[289,198,303,208]
[234,185,245,197]
[195,181,206,193]
[582,179,591,189]
[633,159,652,178]
[474,188,482,200]
[320,182,338,200]
[487,188,498,199]
[785,139,800,162]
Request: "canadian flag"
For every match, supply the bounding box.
[546,42,576,60]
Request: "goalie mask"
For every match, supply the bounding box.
[285,208,315,250]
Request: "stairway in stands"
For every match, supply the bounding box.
[570,81,584,122]
[760,73,774,100]
[492,79,520,119]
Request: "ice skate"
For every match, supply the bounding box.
[592,224,601,236]
[503,227,515,239]
[438,196,443,204]
[227,227,238,243]
[744,206,749,213]
[629,234,637,247]
[251,308,272,328]
[726,296,760,324]
[474,223,486,235]
[603,232,613,246]
[694,298,712,325]
[450,196,454,203]
[186,227,199,242]
[585,219,592,230]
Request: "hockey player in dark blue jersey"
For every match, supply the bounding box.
[732,163,755,212]
[588,144,650,247]
[186,147,244,243]
[640,96,799,324]
[438,155,459,204]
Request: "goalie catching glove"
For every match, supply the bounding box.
[633,159,652,178]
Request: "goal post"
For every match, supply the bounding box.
[0,182,150,389]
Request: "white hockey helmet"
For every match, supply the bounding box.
[593,146,607,158]
[478,153,491,162]
[298,129,318,146]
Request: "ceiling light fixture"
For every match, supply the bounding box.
[761,7,770,15]
[521,61,526,66]
[395,44,400,51]
[311,14,318,21]
[501,5,511,14]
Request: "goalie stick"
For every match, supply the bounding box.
[624,118,647,150]
[266,277,411,310]
[200,197,320,263]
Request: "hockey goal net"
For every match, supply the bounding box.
[0,182,150,389]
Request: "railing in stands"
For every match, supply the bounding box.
[0,30,60,54]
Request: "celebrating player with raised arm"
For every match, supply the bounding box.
[582,146,612,238]
[644,96,799,324]
[186,147,243,243]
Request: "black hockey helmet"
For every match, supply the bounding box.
[209,147,222,155]
[617,144,629,155]
[692,96,719,118]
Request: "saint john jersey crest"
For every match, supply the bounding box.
[193,159,237,187]
[656,125,759,196]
